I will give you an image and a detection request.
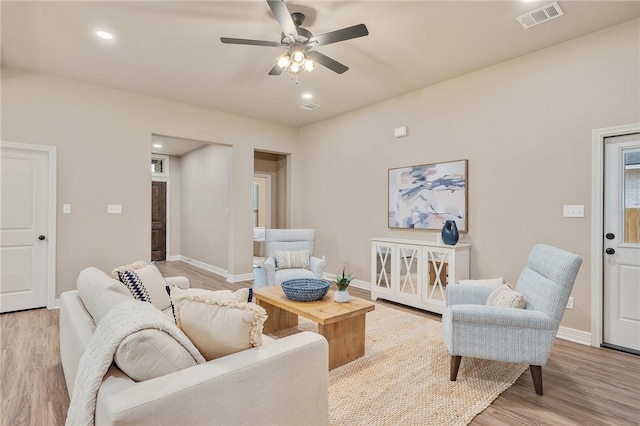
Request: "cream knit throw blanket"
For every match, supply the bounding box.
[65,300,205,426]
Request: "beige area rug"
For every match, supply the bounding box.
[269,303,527,426]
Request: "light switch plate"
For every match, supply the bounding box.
[107,204,122,214]
[394,126,407,138]
[63,204,71,214]
[563,205,584,218]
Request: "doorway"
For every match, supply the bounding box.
[0,142,56,313]
[603,133,640,353]
[151,180,167,261]
[592,124,640,354]
[253,151,288,264]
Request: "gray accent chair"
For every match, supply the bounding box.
[442,244,582,395]
[253,229,326,289]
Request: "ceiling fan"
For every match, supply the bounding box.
[220,0,369,76]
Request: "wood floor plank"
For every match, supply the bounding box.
[0,260,638,425]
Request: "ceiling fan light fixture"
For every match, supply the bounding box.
[291,50,305,66]
[277,55,290,69]
[290,63,301,74]
[303,58,314,72]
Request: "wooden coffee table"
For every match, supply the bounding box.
[254,286,375,370]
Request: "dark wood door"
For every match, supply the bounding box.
[151,181,167,261]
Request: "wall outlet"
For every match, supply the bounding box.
[566,296,574,310]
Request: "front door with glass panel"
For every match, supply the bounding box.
[603,133,640,352]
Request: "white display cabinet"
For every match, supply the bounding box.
[370,237,471,314]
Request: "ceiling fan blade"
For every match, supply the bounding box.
[307,50,349,74]
[268,62,284,76]
[309,24,369,47]
[220,37,284,47]
[267,0,298,43]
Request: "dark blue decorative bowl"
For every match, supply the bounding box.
[281,279,330,302]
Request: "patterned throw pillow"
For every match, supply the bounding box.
[117,265,171,311]
[486,284,526,309]
[274,250,310,270]
[170,287,267,361]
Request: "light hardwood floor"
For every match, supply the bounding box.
[1,260,638,425]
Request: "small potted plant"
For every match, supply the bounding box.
[333,268,354,303]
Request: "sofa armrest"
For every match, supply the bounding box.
[262,257,276,285]
[444,304,558,329]
[165,276,189,289]
[446,284,495,306]
[309,256,326,278]
[96,332,329,426]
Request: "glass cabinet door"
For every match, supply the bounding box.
[397,245,421,299]
[373,243,393,291]
[424,250,449,303]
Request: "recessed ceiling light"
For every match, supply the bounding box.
[152,143,162,148]
[95,30,114,40]
[302,93,313,99]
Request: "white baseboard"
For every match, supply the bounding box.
[347,278,371,291]
[229,273,254,283]
[556,325,592,346]
[48,299,60,310]
[172,256,254,283]
[166,255,182,261]
[322,273,371,291]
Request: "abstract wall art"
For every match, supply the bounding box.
[388,159,468,231]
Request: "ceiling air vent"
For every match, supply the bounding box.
[299,103,321,111]
[517,2,564,29]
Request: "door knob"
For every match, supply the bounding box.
[605,233,615,240]
[605,248,615,255]
[38,235,46,241]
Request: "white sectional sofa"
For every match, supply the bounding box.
[59,267,329,425]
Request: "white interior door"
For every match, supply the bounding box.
[0,142,54,313]
[603,133,640,352]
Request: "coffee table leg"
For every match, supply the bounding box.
[318,314,366,370]
[257,299,298,334]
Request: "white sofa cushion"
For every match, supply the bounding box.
[77,267,134,324]
[114,328,199,382]
[117,264,171,311]
[170,287,267,361]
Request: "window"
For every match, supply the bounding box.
[151,154,169,178]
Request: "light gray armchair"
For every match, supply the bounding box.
[442,244,582,395]
[253,229,326,289]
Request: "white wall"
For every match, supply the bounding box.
[180,144,231,268]
[298,20,640,332]
[167,155,182,257]
[1,69,299,296]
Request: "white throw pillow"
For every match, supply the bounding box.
[111,260,149,280]
[170,287,253,304]
[114,328,199,382]
[486,284,526,309]
[275,250,310,270]
[117,264,171,311]
[170,287,267,361]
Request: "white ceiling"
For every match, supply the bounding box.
[2,1,638,129]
